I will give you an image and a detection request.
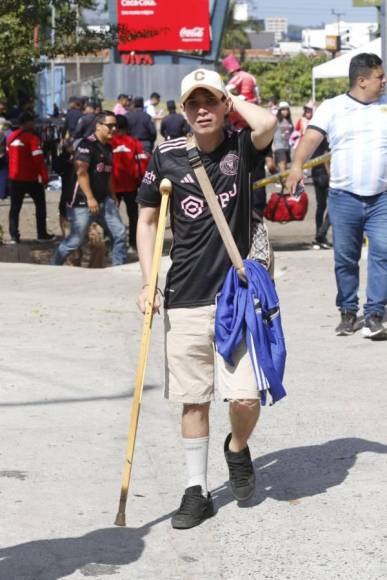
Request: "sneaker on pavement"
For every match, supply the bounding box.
[37,233,56,242]
[319,241,331,249]
[312,241,321,250]
[335,311,357,336]
[224,433,256,501]
[8,237,20,245]
[171,485,215,529]
[362,314,386,340]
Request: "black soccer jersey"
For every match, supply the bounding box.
[137,129,267,309]
[69,135,113,207]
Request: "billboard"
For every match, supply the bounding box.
[352,1,381,5]
[117,0,210,52]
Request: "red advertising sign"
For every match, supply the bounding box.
[117,0,210,52]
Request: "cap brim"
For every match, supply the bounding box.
[180,85,226,104]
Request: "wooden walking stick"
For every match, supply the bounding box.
[114,178,172,527]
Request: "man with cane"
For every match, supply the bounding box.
[136,69,277,529]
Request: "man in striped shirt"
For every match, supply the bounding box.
[287,53,387,340]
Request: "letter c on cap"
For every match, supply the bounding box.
[194,70,206,81]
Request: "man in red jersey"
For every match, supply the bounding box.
[111,114,148,251]
[7,112,54,243]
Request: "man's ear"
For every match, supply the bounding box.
[180,103,188,119]
[224,96,232,114]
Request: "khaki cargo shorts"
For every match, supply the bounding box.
[164,305,261,404]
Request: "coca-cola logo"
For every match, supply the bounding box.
[180,27,204,41]
[121,0,156,6]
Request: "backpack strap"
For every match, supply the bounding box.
[186,135,245,281]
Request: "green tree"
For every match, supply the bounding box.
[220,0,251,55]
[243,53,348,104]
[0,0,158,102]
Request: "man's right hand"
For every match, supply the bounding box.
[285,167,304,194]
[136,286,161,315]
[87,197,99,214]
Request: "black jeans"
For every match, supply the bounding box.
[9,180,48,239]
[116,191,138,247]
[313,175,331,243]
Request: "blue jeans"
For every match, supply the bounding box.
[52,197,127,266]
[328,188,387,317]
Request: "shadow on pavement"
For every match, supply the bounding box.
[1,439,386,579]
[0,384,159,408]
[213,437,387,509]
[0,517,173,580]
[271,241,313,252]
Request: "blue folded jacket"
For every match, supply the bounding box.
[215,259,287,405]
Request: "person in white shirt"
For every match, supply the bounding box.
[144,92,164,120]
[287,52,387,340]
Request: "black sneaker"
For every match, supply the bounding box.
[224,433,256,501]
[171,486,215,529]
[335,311,357,336]
[37,233,56,243]
[362,314,386,340]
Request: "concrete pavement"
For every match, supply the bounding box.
[0,189,387,579]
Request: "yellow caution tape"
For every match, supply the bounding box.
[253,153,331,190]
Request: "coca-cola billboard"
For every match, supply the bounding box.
[117,0,210,52]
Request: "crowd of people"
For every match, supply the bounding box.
[0,76,331,254]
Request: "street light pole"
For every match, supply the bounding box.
[50,2,56,115]
[331,8,345,52]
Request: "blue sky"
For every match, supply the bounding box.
[251,0,379,27]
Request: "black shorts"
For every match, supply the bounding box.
[274,149,291,165]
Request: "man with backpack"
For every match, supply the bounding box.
[7,112,54,243]
[136,69,277,529]
[111,114,148,251]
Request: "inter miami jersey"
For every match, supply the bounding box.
[68,135,113,207]
[137,129,267,309]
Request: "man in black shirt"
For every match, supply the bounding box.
[160,99,190,140]
[137,69,276,528]
[125,97,156,154]
[73,99,97,141]
[63,97,83,138]
[52,111,127,266]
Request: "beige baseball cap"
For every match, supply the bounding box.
[180,68,228,104]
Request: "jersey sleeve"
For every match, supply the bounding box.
[239,128,270,172]
[136,147,162,207]
[74,140,92,164]
[30,134,48,184]
[307,100,332,136]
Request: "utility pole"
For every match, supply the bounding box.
[331,8,345,50]
[50,2,56,116]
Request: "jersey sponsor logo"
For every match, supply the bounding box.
[77,147,90,154]
[220,153,239,176]
[180,173,195,184]
[96,162,112,173]
[181,184,237,218]
[181,195,205,219]
[217,183,237,208]
[113,145,132,153]
[143,169,156,184]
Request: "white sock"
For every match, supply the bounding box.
[182,436,209,496]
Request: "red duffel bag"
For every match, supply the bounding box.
[263,188,308,223]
